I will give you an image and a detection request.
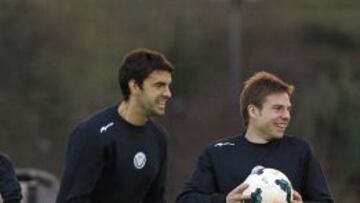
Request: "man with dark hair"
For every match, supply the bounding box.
[0,153,22,203]
[176,71,333,203]
[56,48,174,203]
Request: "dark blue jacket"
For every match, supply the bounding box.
[0,153,22,203]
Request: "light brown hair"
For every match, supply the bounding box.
[240,71,294,128]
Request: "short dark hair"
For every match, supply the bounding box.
[240,71,294,128]
[119,48,174,101]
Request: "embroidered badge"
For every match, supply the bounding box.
[133,152,147,169]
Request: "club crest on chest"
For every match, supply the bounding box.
[133,152,147,169]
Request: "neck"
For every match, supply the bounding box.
[244,125,269,144]
[117,100,148,126]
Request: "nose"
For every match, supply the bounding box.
[282,109,290,120]
[163,86,172,99]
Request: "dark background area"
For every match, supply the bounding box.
[1,0,359,202]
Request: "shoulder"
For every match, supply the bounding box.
[282,135,310,145]
[148,119,169,139]
[147,120,169,153]
[79,105,117,131]
[76,106,116,133]
[203,135,239,154]
[69,105,117,143]
[0,152,10,162]
[211,136,238,147]
[191,136,240,166]
[0,152,12,165]
[0,153,15,173]
[281,135,312,152]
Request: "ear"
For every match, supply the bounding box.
[129,79,141,95]
[247,104,259,118]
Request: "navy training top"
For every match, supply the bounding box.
[56,105,168,203]
[176,135,334,203]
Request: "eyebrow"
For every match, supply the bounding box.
[273,104,292,108]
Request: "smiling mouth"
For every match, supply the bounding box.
[275,123,288,130]
[157,101,167,109]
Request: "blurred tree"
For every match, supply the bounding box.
[1,0,359,202]
[292,22,359,202]
[0,0,69,171]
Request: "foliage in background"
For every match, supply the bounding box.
[0,0,359,202]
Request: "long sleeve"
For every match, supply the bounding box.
[143,139,167,203]
[0,154,22,203]
[56,125,105,203]
[302,144,334,203]
[176,149,226,203]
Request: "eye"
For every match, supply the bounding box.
[154,82,166,89]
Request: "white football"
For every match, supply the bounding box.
[243,166,293,203]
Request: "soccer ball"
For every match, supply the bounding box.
[243,166,293,203]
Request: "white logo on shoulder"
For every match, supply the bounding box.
[133,152,147,169]
[100,122,114,134]
[214,142,235,147]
